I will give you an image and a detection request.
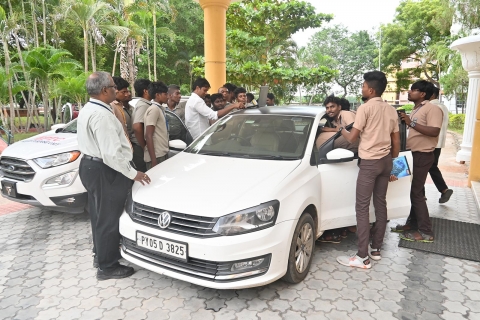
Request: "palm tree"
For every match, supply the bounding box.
[15,46,82,130]
[64,0,129,72]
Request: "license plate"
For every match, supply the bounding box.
[136,232,188,261]
[1,181,17,198]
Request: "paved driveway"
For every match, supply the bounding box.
[0,184,479,320]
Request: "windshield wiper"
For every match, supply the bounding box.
[248,155,298,160]
[198,151,234,157]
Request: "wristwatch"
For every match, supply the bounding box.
[339,127,344,133]
[409,119,417,128]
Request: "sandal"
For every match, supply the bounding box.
[340,228,348,238]
[319,231,341,244]
[390,224,416,233]
[400,230,434,243]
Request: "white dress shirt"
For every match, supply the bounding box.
[77,98,137,180]
[430,99,449,148]
[185,92,218,139]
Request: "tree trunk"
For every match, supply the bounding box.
[83,29,89,72]
[32,1,40,47]
[90,35,96,72]
[127,37,135,90]
[147,36,151,81]
[42,0,47,46]
[43,85,49,131]
[153,7,157,81]
[112,40,120,76]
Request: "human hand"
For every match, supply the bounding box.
[389,175,398,182]
[151,159,158,168]
[134,171,151,185]
[234,102,246,109]
[398,112,411,126]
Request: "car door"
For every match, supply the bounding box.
[165,110,193,157]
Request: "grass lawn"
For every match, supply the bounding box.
[11,132,39,142]
[448,126,464,136]
[14,116,46,127]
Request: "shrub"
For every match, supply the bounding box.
[397,104,414,113]
[449,113,465,131]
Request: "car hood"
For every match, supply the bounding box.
[133,152,301,217]
[1,131,79,160]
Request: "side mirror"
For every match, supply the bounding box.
[169,139,187,151]
[319,148,355,164]
[52,123,66,132]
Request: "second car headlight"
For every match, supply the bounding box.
[33,151,81,169]
[212,200,280,236]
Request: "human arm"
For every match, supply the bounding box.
[145,125,157,167]
[399,112,441,137]
[217,102,245,118]
[340,127,361,143]
[133,123,146,148]
[390,131,400,158]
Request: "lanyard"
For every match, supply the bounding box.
[90,101,113,114]
[410,103,425,119]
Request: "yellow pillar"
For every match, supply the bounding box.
[197,0,232,93]
[468,90,480,186]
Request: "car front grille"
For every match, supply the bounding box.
[123,238,220,280]
[131,202,219,238]
[0,157,36,182]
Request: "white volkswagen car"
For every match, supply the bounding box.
[0,110,192,213]
[119,106,412,289]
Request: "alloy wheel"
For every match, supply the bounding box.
[294,222,313,273]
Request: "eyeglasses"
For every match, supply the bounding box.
[105,85,117,90]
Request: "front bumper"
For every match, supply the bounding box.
[119,212,296,289]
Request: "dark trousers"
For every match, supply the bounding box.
[79,158,132,270]
[355,154,393,258]
[146,154,168,170]
[132,143,147,173]
[429,148,448,193]
[406,152,435,235]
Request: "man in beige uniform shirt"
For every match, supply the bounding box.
[131,79,152,172]
[394,81,443,243]
[77,72,150,280]
[144,82,170,169]
[336,71,400,269]
[316,95,358,152]
[111,76,131,137]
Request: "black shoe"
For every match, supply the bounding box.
[439,189,453,203]
[96,264,134,281]
[93,255,98,268]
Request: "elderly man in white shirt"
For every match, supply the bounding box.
[78,71,151,281]
[428,86,453,203]
[185,78,245,139]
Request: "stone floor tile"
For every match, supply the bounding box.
[184,297,207,312]
[441,290,466,302]
[246,298,268,312]
[162,296,185,312]
[257,310,282,320]
[78,307,104,320]
[282,310,306,320]
[440,311,467,320]
[267,299,290,313]
[58,307,84,319]
[170,308,194,320]
[468,312,480,319]
[121,297,144,310]
[277,288,300,301]
[124,308,148,320]
[102,308,127,319]
[235,309,259,320]
[142,296,166,312]
[443,301,469,314]
[190,309,215,320]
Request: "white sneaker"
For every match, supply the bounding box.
[337,254,371,269]
[368,245,381,261]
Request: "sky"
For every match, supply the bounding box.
[292,0,402,47]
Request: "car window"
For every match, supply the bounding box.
[61,119,77,133]
[184,114,314,160]
[166,111,193,145]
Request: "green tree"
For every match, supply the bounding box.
[380,0,451,89]
[305,25,377,97]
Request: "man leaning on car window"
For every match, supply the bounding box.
[335,71,400,270]
[77,71,151,281]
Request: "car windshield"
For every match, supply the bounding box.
[61,119,77,133]
[184,114,314,160]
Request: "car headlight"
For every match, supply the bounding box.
[33,151,81,169]
[43,170,78,188]
[212,200,280,236]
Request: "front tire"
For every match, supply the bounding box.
[283,212,315,284]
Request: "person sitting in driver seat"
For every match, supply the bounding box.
[316,95,359,152]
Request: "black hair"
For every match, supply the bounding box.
[223,83,237,93]
[168,84,180,94]
[192,78,211,91]
[267,93,275,100]
[411,80,435,100]
[205,94,211,99]
[112,76,129,91]
[211,93,223,103]
[147,81,168,99]
[363,71,387,96]
[246,93,255,101]
[432,86,440,99]
[339,98,351,111]
[233,87,247,98]
[323,95,341,107]
[134,79,152,97]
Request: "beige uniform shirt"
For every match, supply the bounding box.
[316,110,357,148]
[77,99,137,180]
[130,98,152,145]
[353,97,399,160]
[144,102,169,162]
[407,101,443,152]
[429,99,449,148]
[111,100,128,137]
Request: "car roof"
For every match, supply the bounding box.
[235,106,325,117]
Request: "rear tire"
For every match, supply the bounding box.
[283,212,315,284]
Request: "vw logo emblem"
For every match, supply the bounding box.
[8,165,15,171]
[158,211,171,229]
